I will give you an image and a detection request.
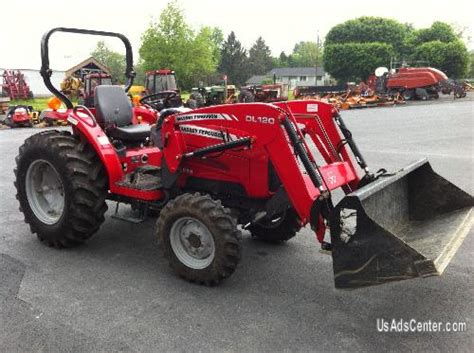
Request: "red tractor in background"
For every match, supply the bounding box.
[239,83,289,103]
[369,65,466,100]
[79,72,113,107]
[140,69,183,110]
[14,27,473,290]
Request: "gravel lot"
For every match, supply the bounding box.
[1,98,473,352]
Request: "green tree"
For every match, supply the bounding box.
[248,37,273,75]
[413,40,469,78]
[134,59,146,85]
[325,17,411,54]
[218,31,249,85]
[277,51,289,67]
[91,41,126,84]
[324,42,394,82]
[291,41,322,67]
[188,26,221,84]
[323,17,409,81]
[139,1,218,89]
[468,51,474,78]
[408,21,458,47]
[208,27,224,64]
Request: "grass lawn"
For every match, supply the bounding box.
[9,97,55,111]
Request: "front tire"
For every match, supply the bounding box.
[156,193,241,285]
[14,130,108,248]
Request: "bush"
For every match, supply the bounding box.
[413,40,469,78]
[324,42,395,83]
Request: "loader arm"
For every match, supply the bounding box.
[274,100,364,192]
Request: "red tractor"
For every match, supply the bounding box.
[239,83,288,103]
[370,66,466,100]
[80,72,113,107]
[141,69,183,110]
[14,28,473,289]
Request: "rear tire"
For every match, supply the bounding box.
[14,130,108,248]
[402,89,415,101]
[239,90,255,103]
[248,208,301,243]
[187,99,198,109]
[189,92,205,107]
[156,193,241,285]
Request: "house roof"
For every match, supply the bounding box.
[65,57,110,77]
[245,75,267,85]
[268,67,325,77]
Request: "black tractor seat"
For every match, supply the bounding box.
[107,124,151,143]
[94,85,151,143]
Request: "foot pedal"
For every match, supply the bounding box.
[111,203,148,224]
[319,241,332,255]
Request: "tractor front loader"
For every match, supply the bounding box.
[14,27,473,290]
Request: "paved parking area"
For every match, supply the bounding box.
[0,99,473,352]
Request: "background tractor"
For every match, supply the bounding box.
[60,72,113,107]
[80,73,113,107]
[139,69,183,109]
[188,83,238,108]
[15,27,473,292]
[239,83,288,103]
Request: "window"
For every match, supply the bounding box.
[316,76,323,81]
[299,76,307,81]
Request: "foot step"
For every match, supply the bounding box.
[111,203,148,224]
[116,165,162,191]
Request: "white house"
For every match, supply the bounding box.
[246,67,333,89]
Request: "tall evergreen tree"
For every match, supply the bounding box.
[218,31,249,85]
[248,37,273,75]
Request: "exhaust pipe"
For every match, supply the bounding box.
[330,159,473,289]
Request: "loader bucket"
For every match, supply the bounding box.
[330,159,473,289]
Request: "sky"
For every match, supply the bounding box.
[0,0,473,71]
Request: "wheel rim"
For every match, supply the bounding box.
[169,217,215,269]
[25,159,65,225]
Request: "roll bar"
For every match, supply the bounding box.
[40,27,135,109]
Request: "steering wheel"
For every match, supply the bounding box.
[139,91,179,111]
